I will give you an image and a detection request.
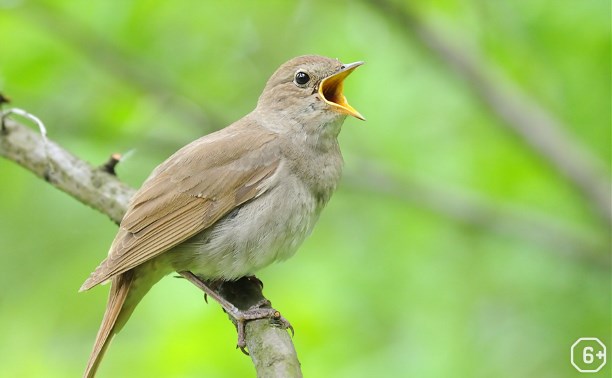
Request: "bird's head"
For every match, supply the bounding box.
[256,55,364,130]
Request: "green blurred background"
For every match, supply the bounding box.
[0,0,610,377]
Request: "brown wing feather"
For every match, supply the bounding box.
[80,124,280,291]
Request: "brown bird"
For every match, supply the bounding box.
[80,55,364,377]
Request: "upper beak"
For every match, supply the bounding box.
[318,61,365,120]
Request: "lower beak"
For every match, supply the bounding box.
[318,61,365,120]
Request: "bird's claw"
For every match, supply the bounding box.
[230,303,294,353]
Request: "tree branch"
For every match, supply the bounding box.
[365,0,611,224]
[345,160,609,268]
[0,116,301,377]
[0,117,133,224]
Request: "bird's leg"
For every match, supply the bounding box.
[178,271,293,351]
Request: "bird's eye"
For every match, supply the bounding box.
[295,71,310,85]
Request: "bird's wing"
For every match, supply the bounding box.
[80,125,280,290]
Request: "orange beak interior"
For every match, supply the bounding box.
[318,62,365,120]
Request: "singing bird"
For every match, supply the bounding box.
[80,55,364,377]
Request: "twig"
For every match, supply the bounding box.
[0,118,302,377]
[365,0,611,224]
[100,153,122,176]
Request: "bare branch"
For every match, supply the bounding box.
[0,117,133,223]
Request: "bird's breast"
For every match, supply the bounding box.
[168,133,344,280]
[170,172,323,280]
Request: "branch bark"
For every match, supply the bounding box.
[0,117,301,377]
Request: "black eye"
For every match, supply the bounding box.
[295,71,310,85]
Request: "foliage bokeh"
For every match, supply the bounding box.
[0,0,609,377]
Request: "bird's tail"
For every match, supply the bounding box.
[83,272,134,378]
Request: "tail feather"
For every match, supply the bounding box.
[84,272,134,378]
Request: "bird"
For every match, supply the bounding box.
[80,54,364,377]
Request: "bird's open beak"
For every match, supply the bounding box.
[318,61,365,120]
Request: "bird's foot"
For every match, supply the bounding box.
[224,299,294,353]
[177,271,293,353]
